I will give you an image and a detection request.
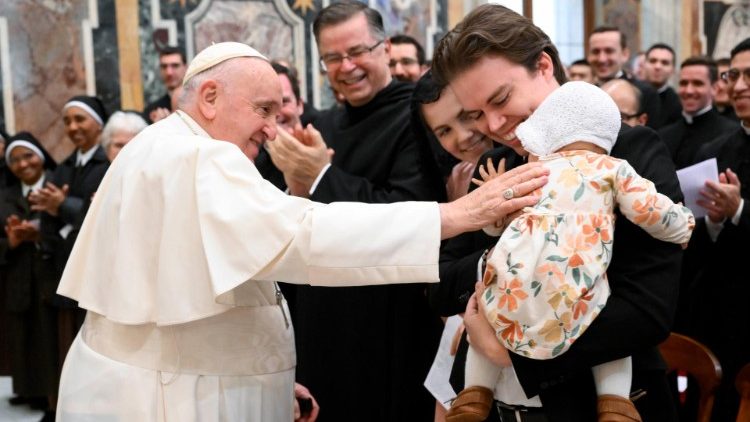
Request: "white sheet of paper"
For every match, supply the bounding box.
[676,158,719,219]
[424,315,462,409]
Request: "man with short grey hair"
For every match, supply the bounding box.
[266,2,451,420]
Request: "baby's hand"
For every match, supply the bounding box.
[472,157,506,186]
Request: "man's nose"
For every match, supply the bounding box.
[735,75,749,92]
[339,57,357,72]
[265,122,278,141]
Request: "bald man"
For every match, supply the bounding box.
[602,79,648,127]
[53,42,548,421]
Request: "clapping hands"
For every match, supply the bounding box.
[697,168,742,223]
[5,215,40,248]
[29,182,68,217]
[265,125,334,197]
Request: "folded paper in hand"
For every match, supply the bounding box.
[676,158,719,219]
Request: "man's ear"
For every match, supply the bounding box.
[538,52,555,80]
[197,80,219,120]
[711,80,720,98]
[638,112,649,126]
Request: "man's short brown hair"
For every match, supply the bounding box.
[431,4,566,86]
[591,26,627,50]
[681,56,719,83]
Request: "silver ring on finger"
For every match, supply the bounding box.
[503,187,515,200]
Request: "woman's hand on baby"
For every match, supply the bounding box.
[446,161,477,201]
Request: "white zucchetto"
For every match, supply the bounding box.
[183,42,268,86]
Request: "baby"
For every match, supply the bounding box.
[447,81,695,422]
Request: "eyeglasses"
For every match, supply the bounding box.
[721,67,750,85]
[319,40,384,72]
[389,57,419,68]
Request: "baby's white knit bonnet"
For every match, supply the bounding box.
[515,81,621,156]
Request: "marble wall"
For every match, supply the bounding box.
[0,1,91,160]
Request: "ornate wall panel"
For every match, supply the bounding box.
[0,1,92,160]
[1,0,448,159]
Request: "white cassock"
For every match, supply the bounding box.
[56,111,441,421]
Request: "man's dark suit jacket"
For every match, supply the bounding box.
[686,127,750,421]
[658,108,738,170]
[440,125,682,421]
[291,81,444,422]
[659,86,682,127]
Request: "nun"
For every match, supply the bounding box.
[0,132,58,419]
[29,95,111,363]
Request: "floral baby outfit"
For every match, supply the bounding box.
[481,150,695,359]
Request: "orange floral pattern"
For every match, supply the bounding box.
[481,151,694,359]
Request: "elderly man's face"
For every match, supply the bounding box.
[277,73,303,131]
[588,31,629,81]
[160,53,187,91]
[678,64,716,115]
[449,54,559,156]
[212,59,281,160]
[318,12,391,106]
[389,43,423,82]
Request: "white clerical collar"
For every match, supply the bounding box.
[657,84,670,94]
[741,121,750,135]
[76,145,98,167]
[22,174,45,198]
[615,70,624,79]
[682,104,713,124]
[175,110,211,138]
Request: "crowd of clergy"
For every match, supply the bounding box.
[0,2,749,421]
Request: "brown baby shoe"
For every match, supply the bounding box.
[446,386,494,422]
[597,394,643,422]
